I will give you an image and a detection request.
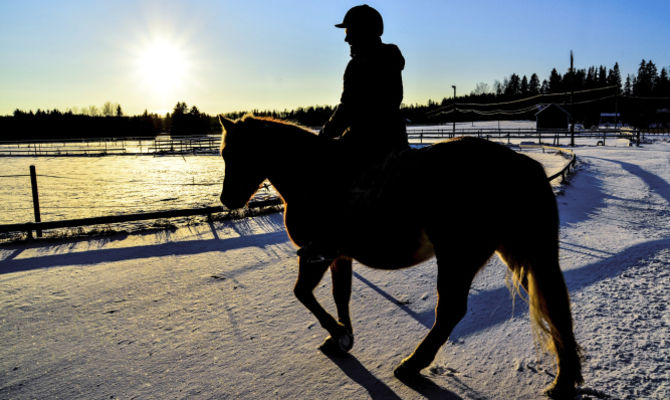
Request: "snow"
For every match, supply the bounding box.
[1,141,669,399]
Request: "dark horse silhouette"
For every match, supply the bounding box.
[218,115,582,398]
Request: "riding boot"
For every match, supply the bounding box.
[297,241,340,264]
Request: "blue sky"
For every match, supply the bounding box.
[1,0,669,116]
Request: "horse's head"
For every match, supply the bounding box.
[219,116,268,209]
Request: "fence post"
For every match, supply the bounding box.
[636,130,641,146]
[29,165,42,238]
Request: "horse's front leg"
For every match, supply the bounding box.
[330,257,353,332]
[294,257,354,354]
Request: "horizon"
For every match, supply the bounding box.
[2,0,669,117]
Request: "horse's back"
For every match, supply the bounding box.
[419,137,559,249]
[391,138,550,210]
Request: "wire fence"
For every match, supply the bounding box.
[3,127,668,157]
[0,140,580,240]
[0,136,220,157]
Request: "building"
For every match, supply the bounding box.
[535,104,570,130]
[599,112,621,128]
[655,108,670,128]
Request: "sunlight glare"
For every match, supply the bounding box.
[135,36,191,99]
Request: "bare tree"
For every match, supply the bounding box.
[471,82,490,96]
[102,101,115,117]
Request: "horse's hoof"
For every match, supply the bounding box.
[394,360,421,383]
[319,332,354,356]
[337,331,354,352]
[543,382,577,399]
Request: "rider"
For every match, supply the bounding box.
[320,4,409,166]
[298,5,409,263]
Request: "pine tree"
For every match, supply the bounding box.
[541,79,549,94]
[607,62,622,90]
[520,75,529,95]
[658,68,670,96]
[634,60,651,96]
[586,66,597,89]
[548,68,562,93]
[624,75,632,96]
[505,74,521,96]
[598,65,608,87]
[529,73,540,94]
[645,60,658,94]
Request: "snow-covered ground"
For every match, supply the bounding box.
[1,141,669,399]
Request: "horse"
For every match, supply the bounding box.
[218,115,582,398]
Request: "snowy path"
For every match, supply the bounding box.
[1,144,669,399]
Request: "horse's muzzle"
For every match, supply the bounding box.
[220,190,246,210]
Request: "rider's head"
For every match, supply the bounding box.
[335,5,383,46]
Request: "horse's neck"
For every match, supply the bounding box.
[263,125,329,204]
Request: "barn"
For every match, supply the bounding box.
[535,104,570,130]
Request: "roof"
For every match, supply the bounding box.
[535,103,570,117]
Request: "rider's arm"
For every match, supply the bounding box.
[319,103,350,139]
[319,59,360,139]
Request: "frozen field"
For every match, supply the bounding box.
[1,118,620,229]
[0,120,542,227]
[0,155,226,225]
[1,140,669,399]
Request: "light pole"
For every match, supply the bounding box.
[452,85,456,137]
[570,50,575,147]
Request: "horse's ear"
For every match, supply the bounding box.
[219,116,235,133]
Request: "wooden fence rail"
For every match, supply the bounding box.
[520,144,577,182]
[0,198,283,238]
[1,143,576,240]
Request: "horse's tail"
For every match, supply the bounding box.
[497,156,583,393]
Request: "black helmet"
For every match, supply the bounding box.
[335,4,383,37]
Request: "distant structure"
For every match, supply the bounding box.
[655,108,670,128]
[599,112,621,128]
[535,104,570,130]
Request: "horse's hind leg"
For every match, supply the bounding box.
[293,256,353,354]
[507,251,583,398]
[394,249,484,380]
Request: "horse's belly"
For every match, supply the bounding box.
[350,229,434,269]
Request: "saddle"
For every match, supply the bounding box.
[344,148,411,213]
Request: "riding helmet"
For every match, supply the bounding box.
[335,4,384,37]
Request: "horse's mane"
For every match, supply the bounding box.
[222,114,324,159]
[240,114,317,137]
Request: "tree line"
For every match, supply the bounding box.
[2,58,669,140]
[404,59,670,127]
[0,102,220,140]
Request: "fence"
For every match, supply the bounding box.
[1,141,576,239]
[520,144,577,182]
[0,136,220,157]
[0,197,283,239]
[408,127,670,146]
[2,128,669,156]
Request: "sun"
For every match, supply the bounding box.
[135,37,191,99]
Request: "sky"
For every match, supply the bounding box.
[1,0,669,116]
